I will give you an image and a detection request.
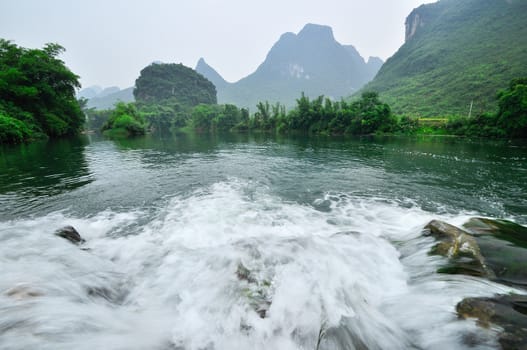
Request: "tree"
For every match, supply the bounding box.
[496,78,527,138]
[213,104,240,131]
[0,112,32,143]
[254,101,271,130]
[190,104,218,132]
[347,91,396,134]
[102,102,145,136]
[0,39,83,143]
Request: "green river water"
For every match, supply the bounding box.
[0,133,526,349]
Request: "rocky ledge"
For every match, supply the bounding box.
[423,217,527,349]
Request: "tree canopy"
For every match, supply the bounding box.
[0,39,84,143]
[101,102,145,137]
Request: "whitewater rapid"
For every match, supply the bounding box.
[0,180,519,349]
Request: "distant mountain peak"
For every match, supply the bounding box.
[367,56,383,63]
[195,57,227,88]
[298,23,335,42]
[210,23,381,108]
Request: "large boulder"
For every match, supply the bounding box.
[463,218,527,288]
[457,294,527,350]
[423,220,494,278]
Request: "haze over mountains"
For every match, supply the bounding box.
[365,0,527,116]
[79,86,134,110]
[81,0,527,117]
[196,23,383,109]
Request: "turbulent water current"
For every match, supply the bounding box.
[1,134,526,349]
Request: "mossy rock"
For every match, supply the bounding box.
[236,262,272,318]
[457,294,527,350]
[423,220,494,278]
[463,217,527,249]
[463,218,527,289]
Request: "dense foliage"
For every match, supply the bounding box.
[364,0,527,116]
[0,40,84,143]
[185,91,397,135]
[87,90,396,136]
[496,78,527,138]
[88,77,526,140]
[101,102,145,136]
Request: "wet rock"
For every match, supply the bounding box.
[463,218,527,248]
[236,262,256,283]
[236,262,272,318]
[457,294,527,350]
[5,285,43,299]
[424,220,479,257]
[423,220,494,278]
[86,286,124,304]
[463,218,527,289]
[55,225,85,244]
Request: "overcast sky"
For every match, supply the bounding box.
[0,0,436,89]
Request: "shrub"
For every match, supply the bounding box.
[0,113,32,143]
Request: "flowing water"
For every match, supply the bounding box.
[1,133,526,350]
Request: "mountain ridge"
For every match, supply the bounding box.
[196,23,383,109]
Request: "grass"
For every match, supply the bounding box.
[363,0,527,116]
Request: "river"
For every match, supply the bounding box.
[1,133,526,349]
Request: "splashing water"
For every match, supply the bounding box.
[0,179,519,350]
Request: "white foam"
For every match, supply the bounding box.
[0,179,519,349]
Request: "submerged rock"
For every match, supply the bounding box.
[236,262,272,318]
[55,225,85,245]
[463,218,527,289]
[236,262,256,283]
[5,284,43,300]
[86,286,126,304]
[457,294,527,350]
[423,220,494,278]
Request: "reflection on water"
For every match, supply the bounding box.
[1,133,527,222]
[0,136,93,219]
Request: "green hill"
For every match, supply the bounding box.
[364,0,527,117]
[134,63,216,107]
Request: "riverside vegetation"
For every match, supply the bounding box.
[86,64,527,139]
[0,40,526,144]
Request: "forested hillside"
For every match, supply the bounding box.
[364,0,527,116]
